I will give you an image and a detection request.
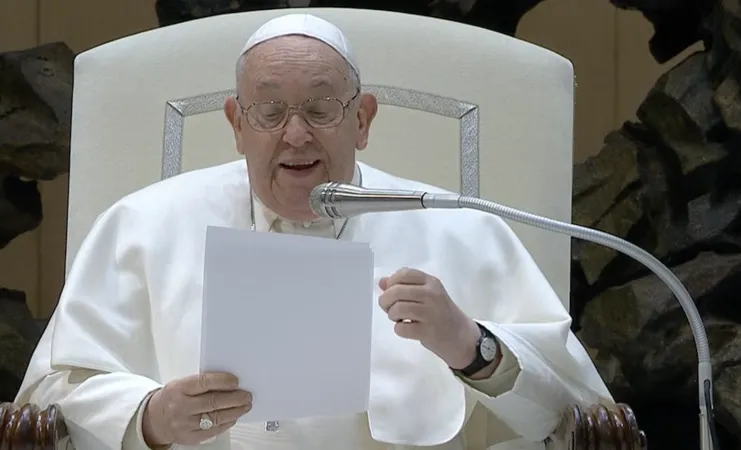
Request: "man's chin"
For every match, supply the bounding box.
[280,207,321,222]
[273,192,324,221]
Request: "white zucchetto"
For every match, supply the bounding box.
[240,13,360,76]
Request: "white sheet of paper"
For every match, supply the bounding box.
[200,226,375,423]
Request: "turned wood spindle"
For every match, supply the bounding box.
[548,403,647,450]
[0,402,68,450]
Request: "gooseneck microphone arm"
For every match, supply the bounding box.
[309,182,717,450]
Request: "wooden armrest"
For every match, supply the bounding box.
[0,401,646,449]
[0,402,69,450]
[547,403,647,450]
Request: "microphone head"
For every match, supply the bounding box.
[309,181,428,219]
[309,182,340,218]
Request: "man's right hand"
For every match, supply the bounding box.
[142,372,252,447]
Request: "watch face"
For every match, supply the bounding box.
[480,337,498,362]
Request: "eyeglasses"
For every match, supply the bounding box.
[236,90,360,132]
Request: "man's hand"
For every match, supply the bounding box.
[142,372,252,447]
[379,267,483,370]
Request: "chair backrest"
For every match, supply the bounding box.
[68,8,575,306]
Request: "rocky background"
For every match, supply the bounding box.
[0,42,73,402]
[572,0,741,449]
[1,0,739,449]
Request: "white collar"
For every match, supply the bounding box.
[250,164,361,235]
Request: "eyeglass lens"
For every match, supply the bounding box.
[249,98,344,130]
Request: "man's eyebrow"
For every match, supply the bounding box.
[310,79,333,88]
[251,78,340,93]
[253,80,281,90]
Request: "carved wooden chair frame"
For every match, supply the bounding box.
[0,401,646,449]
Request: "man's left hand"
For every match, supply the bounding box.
[379,267,483,370]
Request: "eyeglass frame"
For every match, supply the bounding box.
[234,89,361,132]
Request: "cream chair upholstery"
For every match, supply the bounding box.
[67,8,575,306]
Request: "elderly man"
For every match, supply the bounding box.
[16,13,612,450]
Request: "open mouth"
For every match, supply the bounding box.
[279,160,320,171]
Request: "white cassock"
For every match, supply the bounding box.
[15,160,613,450]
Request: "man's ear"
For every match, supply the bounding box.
[355,93,378,151]
[224,96,240,129]
[224,97,245,155]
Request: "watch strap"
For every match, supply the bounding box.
[456,322,501,377]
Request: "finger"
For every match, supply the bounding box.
[185,402,252,431]
[188,390,252,414]
[387,301,426,323]
[378,285,427,312]
[384,267,428,288]
[379,277,388,290]
[181,420,238,446]
[209,404,252,427]
[181,372,240,396]
[394,320,424,340]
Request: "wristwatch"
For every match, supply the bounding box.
[455,322,501,377]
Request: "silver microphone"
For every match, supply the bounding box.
[308,182,461,218]
[309,181,717,450]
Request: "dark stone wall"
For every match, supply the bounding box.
[153,0,543,36]
[572,1,741,448]
[0,42,74,402]
[0,289,45,402]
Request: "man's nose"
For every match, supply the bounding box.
[282,114,313,147]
